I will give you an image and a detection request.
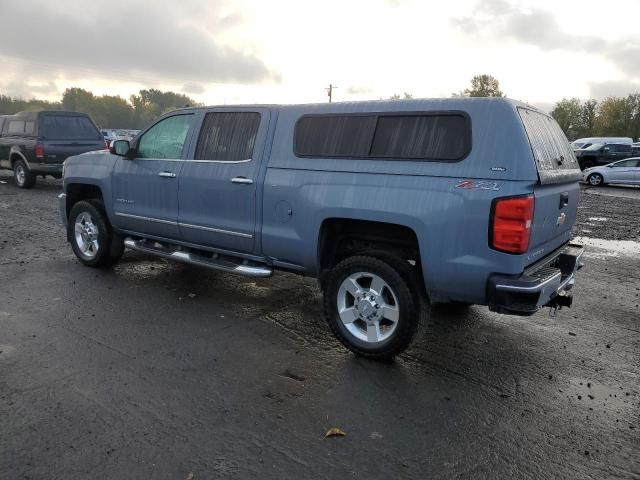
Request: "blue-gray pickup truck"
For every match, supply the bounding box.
[59,98,584,359]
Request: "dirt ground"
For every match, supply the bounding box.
[1,174,638,480]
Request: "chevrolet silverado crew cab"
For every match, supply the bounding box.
[0,110,106,188]
[59,98,584,359]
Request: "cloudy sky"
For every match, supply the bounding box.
[1,0,639,110]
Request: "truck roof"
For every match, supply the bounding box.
[172,97,542,116]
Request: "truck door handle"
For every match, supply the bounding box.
[158,171,176,178]
[231,177,253,185]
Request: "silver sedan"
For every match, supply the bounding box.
[583,158,640,186]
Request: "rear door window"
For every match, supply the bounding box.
[517,107,582,184]
[195,112,261,161]
[40,115,101,139]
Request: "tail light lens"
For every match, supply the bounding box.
[35,143,44,159]
[490,195,534,254]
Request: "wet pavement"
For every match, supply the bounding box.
[1,174,639,480]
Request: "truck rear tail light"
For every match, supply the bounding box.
[490,195,534,254]
[35,143,44,159]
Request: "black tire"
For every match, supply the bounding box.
[323,254,421,360]
[587,173,604,187]
[68,200,122,268]
[13,159,36,189]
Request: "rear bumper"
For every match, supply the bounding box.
[488,243,584,315]
[29,161,63,174]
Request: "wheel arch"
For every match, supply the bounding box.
[65,183,105,220]
[10,150,29,168]
[317,217,426,296]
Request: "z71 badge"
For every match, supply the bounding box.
[456,180,501,191]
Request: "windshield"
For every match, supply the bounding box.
[585,143,604,151]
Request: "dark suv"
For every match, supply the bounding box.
[0,111,106,188]
[575,143,633,169]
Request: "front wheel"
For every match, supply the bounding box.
[323,255,421,360]
[587,173,604,186]
[68,200,122,268]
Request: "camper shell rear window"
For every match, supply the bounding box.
[294,111,471,161]
[517,107,582,184]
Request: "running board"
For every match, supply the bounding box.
[123,238,273,278]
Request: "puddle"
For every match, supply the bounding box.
[574,236,640,259]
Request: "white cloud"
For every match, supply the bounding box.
[1,0,639,105]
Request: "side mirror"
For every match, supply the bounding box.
[110,139,132,157]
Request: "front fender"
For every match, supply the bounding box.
[63,152,117,221]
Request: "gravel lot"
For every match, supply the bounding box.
[1,173,638,480]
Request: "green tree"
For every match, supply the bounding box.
[579,99,598,138]
[461,74,504,97]
[129,89,198,128]
[624,93,640,140]
[389,92,413,100]
[551,98,582,139]
[93,95,133,128]
[595,97,631,137]
[62,88,95,113]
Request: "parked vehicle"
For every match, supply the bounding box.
[0,111,107,188]
[571,137,632,150]
[583,158,640,186]
[101,129,117,145]
[59,98,584,359]
[574,142,633,169]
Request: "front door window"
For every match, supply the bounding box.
[137,114,193,159]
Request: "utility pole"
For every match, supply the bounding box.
[326,83,338,103]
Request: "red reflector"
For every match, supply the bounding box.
[491,195,534,254]
[35,143,44,159]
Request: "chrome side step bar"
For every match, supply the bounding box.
[123,238,273,278]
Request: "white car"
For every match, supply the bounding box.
[583,158,640,186]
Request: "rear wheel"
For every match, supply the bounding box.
[587,173,604,186]
[13,159,36,189]
[323,254,421,360]
[68,200,123,268]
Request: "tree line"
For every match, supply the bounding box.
[0,88,198,129]
[550,96,640,141]
[2,76,638,140]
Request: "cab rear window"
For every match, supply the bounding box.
[40,115,101,140]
